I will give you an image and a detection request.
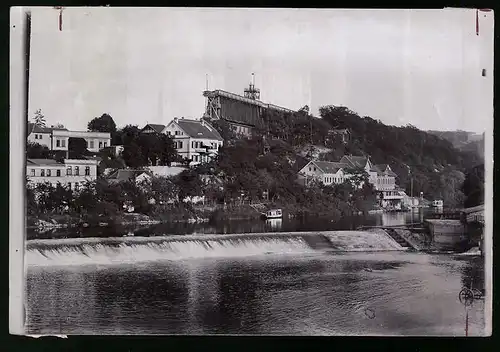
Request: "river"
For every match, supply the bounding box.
[25,210,487,336]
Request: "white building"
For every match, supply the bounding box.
[162,118,224,165]
[26,158,99,191]
[27,124,111,153]
[298,155,405,209]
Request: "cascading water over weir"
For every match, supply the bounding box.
[26,230,405,267]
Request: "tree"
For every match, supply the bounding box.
[344,167,370,189]
[32,109,46,128]
[175,169,204,202]
[27,109,46,137]
[68,137,91,159]
[26,142,51,159]
[53,123,65,129]
[462,164,484,208]
[88,113,117,133]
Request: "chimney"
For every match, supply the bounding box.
[174,117,178,123]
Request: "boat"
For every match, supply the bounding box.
[263,208,283,219]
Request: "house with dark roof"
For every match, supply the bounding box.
[106,169,153,185]
[141,124,166,134]
[327,128,351,144]
[163,117,224,165]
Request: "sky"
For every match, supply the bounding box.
[27,7,494,133]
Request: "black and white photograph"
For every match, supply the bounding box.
[10,7,493,336]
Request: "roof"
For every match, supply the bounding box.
[373,164,398,177]
[175,119,223,141]
[142,124,166,134]
[27,159,63,166]
[203,89,295,113]
[27,123,68,135]
[312,161,348,174]
[107,169,153,182]
[329,129,350,134]
[340,155,370,168]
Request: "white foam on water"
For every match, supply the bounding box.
[26,230,404,267]
[26,238,316,267]
[325,231,403,251]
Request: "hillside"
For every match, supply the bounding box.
[219,105,482,207]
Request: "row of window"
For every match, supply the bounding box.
[173,141,184,149]
[234,126,250,135]
[166,131,184,136]
[324,176,344,184]
[33,134,45,140]
[377,177,394,184]
[35,181,82,191]
[192,154,211,163]
[53,139,108,149]
[55,139,67,148]
[29,166,91,177]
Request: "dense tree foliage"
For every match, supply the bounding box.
[110,124,180,168]
[26,142,51,159]
[88,113,117,133]
[462,164,485,208]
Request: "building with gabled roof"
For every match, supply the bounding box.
[163,117,223,165]
[297,154,405,209]
[106,169,153,185]
[141,124,166,134]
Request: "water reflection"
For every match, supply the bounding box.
[266,218,283,231]
[27,209,434,240]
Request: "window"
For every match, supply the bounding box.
[85,166,90,176]
[178,141,183,149]
[61,139,66,148]
[313,167,317,171]
[66,167,72,176]
[89,141,95,149]
[67,182,71,189]
[192,141,195,148]
[75,182,79,191]
[175,131,180,136]
[308,167,311,172]
[75,166,80,176]
[34,134,38,139]
[47,169,51,177]
[40,169,45,177]
[56,169,61,177]
[104,142,107,147]
[30,169,35,176]
[56,140,60,147]
[99,141,103,149]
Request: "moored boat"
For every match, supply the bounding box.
[263,208,283,219]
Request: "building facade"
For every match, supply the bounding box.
[298,155,405,209]
[163,118,223,165]
[202,83,296,136]
[26,158,99,191]
[27,124,111,153]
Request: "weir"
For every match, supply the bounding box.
[26,230,405,267]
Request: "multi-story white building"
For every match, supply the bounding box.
[298,154,404,209]
[162,118,224,165]
[26,158,99,191]
[27,124,111,153]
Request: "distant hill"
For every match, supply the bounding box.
[427,130,484,159]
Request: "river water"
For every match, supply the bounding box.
[25,210,487,336]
